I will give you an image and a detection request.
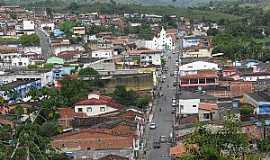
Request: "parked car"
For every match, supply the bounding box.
[160,136,167,143]
[171,107,176,114]
[149,123,157,129]
[172,98,177,107]
[153,140,161,149]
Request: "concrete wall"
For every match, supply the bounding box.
[74,104,118,117]
[104,73,153,92]
[179,99,200,114]
[73,149,133,160]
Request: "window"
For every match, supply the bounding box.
[77,108,83,112]
[87,107,92,112]
[100,107,105,112]
[180,105,184,109]
[203,113,210,119]
[192,105,197,108]
[149,56,152,59]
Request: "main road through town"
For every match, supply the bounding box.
[146,50,178,160]
[36,28,52,59]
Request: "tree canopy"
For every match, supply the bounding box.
[19,34,40,46]
[184,114,250,160]
[113,85,150,108]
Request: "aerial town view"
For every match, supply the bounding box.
[1,0,270,159]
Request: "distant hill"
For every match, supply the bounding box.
[0,0,235,7]
[93,0,234,7]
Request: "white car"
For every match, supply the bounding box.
[149,123,157,129]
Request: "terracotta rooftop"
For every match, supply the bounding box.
[0,45,17,54]
[52,128,134,150]
[199,102,218,112]
[180,70,218,79]
[170,144,186,157]
[170,144,198,158]
[57,51,80,59]
[98,155,128,160]
[128,49,161,55]
[58,108,87,120]
[75,95,123,110]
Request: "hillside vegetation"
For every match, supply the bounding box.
[0,0,235,7]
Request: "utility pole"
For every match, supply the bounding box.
[173,18,184,144]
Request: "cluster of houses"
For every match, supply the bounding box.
[170,59,270,158]
[0,4,270,160]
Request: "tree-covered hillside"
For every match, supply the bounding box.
[0,0,236,7]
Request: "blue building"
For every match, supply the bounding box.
[51,66,76,80]
[0,80,42,102]
[244,90,270,115]
[53,29,64,37]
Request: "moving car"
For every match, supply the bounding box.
[153,140,161,149]
[149,122,157,129]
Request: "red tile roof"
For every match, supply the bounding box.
[199,102,218,112]
[58,108,87,120]
[57,51,80,59]
[170,144,186,157]
[52,128,134,150]
[180,70,218,79]
[98,155,128,160]
[75,95,123,110]
[128,49,161,55]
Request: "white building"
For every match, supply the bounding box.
[74,93,123,117]
[145,27,173,51]
[22,46,42,55]
[179,98,200,114]
[11,57,31,67]
[128,49,162,66]
[179,61,219,76]
[177,91,216,116]
[91,49,116,59]
[40,23,55,31]
[240,72,270,82]
[52,44,85,56]
[183,48,212,58]
[22,20,35,35]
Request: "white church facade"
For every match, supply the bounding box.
[137,27,174,51]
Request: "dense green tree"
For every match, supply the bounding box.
[0,96,5,106]
[113,85,150,108]
[185,114,249,159]
[79,67,100,79]
[113,85,137,106]
[257,136,270,152]
[240,104,254,116]
[68,2,79,14]
[59,20,77,36]
[19,34,40,46]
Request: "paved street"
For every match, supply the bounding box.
[146,51,178,160]
[36,28,52,59]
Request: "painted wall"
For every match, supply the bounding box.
[92,50,113,59]
[74,104,118,116]
[178,99,200,114]
[140,53,161,66]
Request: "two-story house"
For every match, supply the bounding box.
[74,93,123,117]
